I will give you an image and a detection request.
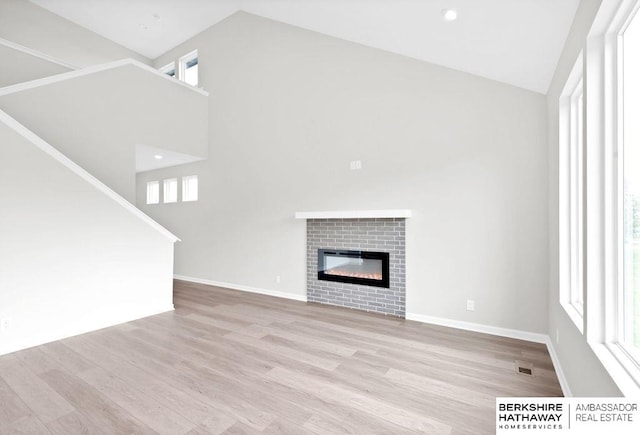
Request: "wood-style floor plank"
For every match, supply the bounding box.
[39,368,156,434]
[2,415,51,434]
[77,366,197,434]
[266,366,452,434]
[0,376,34,432]
[0,354,74,424]
[45,411,98,435]
[0,279,563,434]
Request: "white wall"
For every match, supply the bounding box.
[0,116,174,356]
[546,0,620,396]
[0,0,149,67]
[139,12,549,334]
[0,42,72,87]
[0,63,209,203]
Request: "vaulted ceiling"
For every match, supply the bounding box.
[29,0,580,93]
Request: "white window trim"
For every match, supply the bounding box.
[586,0,640,396]
[559,51,585,333]
[178,49,198,85]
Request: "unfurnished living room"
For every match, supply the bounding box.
[1,0,640,434]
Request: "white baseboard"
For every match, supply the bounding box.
[0,304,174,357]
[406,312,571,396]
[174,274,308,302]
[405,312,548,343]
[544,337,573,397]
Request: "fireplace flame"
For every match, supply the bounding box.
[325,268,383,280]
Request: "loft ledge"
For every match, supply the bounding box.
[294,210,411,219]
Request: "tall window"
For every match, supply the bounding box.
[559,53,584,332]
[621,6,640,359]
[586,0,640,394]
[179,50,198,87]
[163,178,177,203]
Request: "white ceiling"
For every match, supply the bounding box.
[29,0,580,94]
[135,144,204,173]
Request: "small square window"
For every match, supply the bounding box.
[163,178,177,203]
[182,175,198,202]
[146,181,159,205]
[179,50,198,87]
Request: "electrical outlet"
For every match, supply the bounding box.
[466,300,475,311]
[0,318,11,333]
[350,160,362,170]
[275,275,281,284]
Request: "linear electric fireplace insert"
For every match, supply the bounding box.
[317,249,390,288]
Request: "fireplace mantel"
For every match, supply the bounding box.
[294,209,411,219]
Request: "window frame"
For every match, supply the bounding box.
[181,175,198,202]
[616,0,640,375]
[146,180,159,205]
[178,49,198,87]
[585,0,640,395]
[159,62,176,78]
[559,52,586,333]
[163,178,178,204]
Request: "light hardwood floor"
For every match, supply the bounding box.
[0,280,562,434]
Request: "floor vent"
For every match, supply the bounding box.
[515,360,534,376]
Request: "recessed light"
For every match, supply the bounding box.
[154,154,163,160]
[442,9,458,21]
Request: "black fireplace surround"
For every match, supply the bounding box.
[317,249,390,288]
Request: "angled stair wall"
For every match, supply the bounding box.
[0,18,209,357]
[0,110,178,356]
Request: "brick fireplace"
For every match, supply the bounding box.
[297,211,408,317]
